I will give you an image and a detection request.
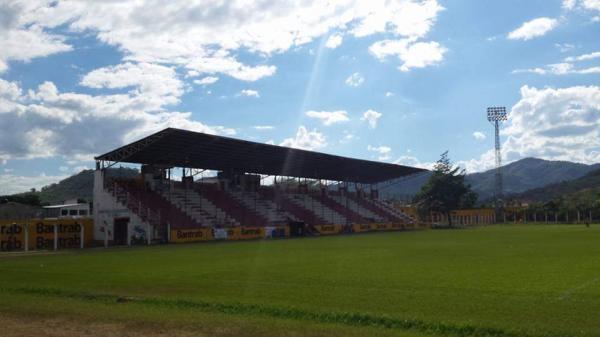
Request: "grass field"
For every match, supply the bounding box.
[1,225,599,337]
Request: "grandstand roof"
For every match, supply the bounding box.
[95,128,426,183]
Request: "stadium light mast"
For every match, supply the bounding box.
[487,107,507,221]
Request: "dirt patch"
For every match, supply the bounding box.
[0,315,207,337]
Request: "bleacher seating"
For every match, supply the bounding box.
[157,184,238,227]
[195,184,267,227]
[103,178,415,229]
[229,189,297,225]
[107,179,198,229]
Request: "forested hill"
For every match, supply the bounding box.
[3,168,139,205]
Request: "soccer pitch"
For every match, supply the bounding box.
[1,225,599,337]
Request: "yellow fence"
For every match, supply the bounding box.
[0,218,93,252]
[169,225,289,243]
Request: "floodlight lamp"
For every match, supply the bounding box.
[486,107,507,122]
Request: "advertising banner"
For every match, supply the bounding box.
[314,224,342,235]
[169,228,213,243]
[370,223,393,231]
[352,223,372,233]
[264,226,289,238]
[226,227,264,240]
[0,218,93,252]
[213,228,228,240]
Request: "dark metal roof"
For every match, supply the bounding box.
[95,128,426,183]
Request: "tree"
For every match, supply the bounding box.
[413,151,477,227]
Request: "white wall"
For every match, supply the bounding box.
[93,170,153,244]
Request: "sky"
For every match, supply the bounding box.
[0,0,599,194]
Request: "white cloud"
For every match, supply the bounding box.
[563,0,578,9]
[81,62,184,108]
[513,62,600,75]
[555,43,575,53]
[0,78,234,163]
[193,76,219,86]
[0,173,68,195]
[564,51,600,62]
[394,155,434,170]
[0,1,445,79]
[339,132,355,144]
[369,39,446,72]
[345,72,364,87]
[280,126,326,151]
[254,125,274,130]
[350,0,443,38]
[563,0,600,11]
[361,109,382,129]
[461,85,600,172]
[325,34,343,49]
[367,145,392,161]
[0,1,72,73]
[239,89,260,98]
[514,50,600,76]
[305,110,349,126]
[507,17,559,41]
[385,91,395,97]
[472,131,486,141]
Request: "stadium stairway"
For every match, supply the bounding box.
[228,190,297,226]
[286,193,347,225]
[157,186,237,227]
[196,184,268,227]
[365,197,415,224]
[345,195,401,223]
[261,189,328,226]
[329,195,384,222]
[316,194,367,223]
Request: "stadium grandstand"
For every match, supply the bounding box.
[93,128,426,245]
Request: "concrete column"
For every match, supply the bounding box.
[54,224,58,251]
[126,223,131,246]
[23,224,29,252]
[80,225,85,249]
[104,224,109,248]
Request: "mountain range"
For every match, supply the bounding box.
[381,157,600,202]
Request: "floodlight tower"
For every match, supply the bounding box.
[487,107,507,221]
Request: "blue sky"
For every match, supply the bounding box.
[0,0,599,194]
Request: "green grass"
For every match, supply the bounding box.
[1,225,600,337]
